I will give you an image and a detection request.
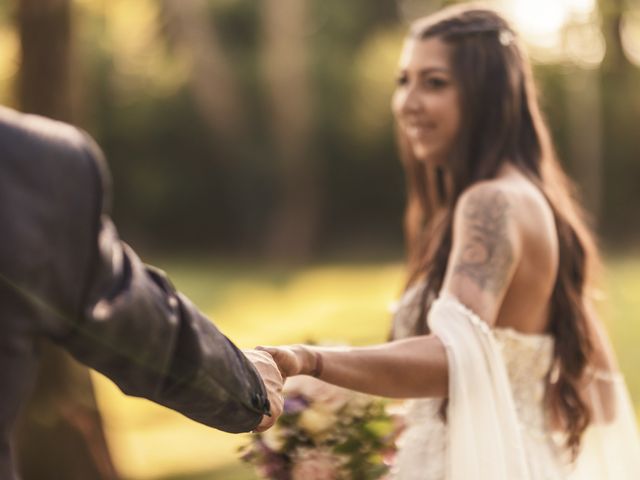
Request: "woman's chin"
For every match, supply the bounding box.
[412,146,446,166]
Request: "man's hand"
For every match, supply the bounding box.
[243,349,283,432]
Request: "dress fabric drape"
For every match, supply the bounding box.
[391,293,640,480]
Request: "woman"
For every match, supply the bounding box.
[260,6,640,479]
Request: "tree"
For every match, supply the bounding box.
[15,0,118,478]
[596,0,640,238]
[261,0,320,260]
[161,0,249,145]
[16,0,73,120]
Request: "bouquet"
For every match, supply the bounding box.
[241,376,399,480]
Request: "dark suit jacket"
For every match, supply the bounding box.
[0,106,269,479]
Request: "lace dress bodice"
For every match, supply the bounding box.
[390,286,567,479]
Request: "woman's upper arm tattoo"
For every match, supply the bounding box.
[453,190,515,295]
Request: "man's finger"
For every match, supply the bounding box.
[255,345,277,355]
[254,415,275,433]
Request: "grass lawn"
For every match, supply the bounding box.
[91,254,640,480]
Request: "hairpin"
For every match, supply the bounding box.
[498,29,515,46]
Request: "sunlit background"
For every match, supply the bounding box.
[2,0,640,479]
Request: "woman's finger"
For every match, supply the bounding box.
[255,345,276,354]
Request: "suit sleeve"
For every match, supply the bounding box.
[59,132,269,433]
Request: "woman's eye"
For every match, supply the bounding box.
[423,77,447,89]
[396,74,408,86]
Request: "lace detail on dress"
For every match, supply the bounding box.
[494,328,554,438]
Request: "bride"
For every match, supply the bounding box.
[260,5,640,479]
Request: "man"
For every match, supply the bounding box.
[0,106,283,479]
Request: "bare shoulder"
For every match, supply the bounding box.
[454,180,520,250]
[455,180,515,222]
[457,173,555,238]
[445,173,558,326]
[448,180,520,300]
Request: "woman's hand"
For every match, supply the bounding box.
[256,345,316,379]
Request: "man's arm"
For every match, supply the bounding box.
[57,131,281,433]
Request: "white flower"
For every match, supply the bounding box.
[298,407,337,436]
[261,424,286,452]
[341,392,373,417]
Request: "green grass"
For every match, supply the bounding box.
[602,254,640,405]
[91,254,640,480]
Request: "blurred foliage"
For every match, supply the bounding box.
[1,0,639,256]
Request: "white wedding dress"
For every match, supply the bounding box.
[389,286,640,480]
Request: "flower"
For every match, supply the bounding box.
[256,454,288,480]
[298,407,337,436]
[283,395,309,415]
[242,375,396,480]
[341,391,374,417]
[285,376,355,413]
[261,424,286,452]
[291,448,344,480]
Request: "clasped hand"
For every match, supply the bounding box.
[245,345,318,431]
[243,349,284,432]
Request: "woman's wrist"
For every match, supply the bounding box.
[294,345,322,377]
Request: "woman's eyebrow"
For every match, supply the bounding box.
[417,67,450,76]
[396,66,450,79]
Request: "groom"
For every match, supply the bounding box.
[0,106,283,479]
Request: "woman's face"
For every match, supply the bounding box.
[392,37,460,165]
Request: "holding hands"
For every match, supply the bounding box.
[256,345,322,379]
[243,349,285,432]
[245,345,320,432]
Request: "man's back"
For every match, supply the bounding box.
[0,108,100,477]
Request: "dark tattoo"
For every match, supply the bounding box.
[453,190,514,294]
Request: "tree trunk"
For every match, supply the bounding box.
[15,0,118,478]
[160,0,265,249]
[598,0,632,73]
[261,0,320,260]
[563,65,603,222]
[161,0,249,145]
[17,0,73,121]
[596,0,640,238]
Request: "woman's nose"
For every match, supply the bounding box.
[398,87,421,116]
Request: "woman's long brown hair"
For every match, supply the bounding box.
[396,6,600,456]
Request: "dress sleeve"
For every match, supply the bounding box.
[568,370,640,478]
[58,132,269,434]
[428,294,640,480]
[427,294,531,480]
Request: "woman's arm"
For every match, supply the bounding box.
[260,334,448,398]
[440,183,521,326]
[262,183,521,399]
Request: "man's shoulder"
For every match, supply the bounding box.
[0,106,109,195]
[0,106,88,157]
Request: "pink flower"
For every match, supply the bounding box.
[291,448,344,480]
